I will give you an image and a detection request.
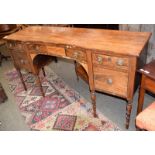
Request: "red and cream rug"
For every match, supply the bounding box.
[6,67,120,131]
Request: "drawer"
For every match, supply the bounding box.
[26,44,47,54]
[8,42,24,52]
[26,43,66,57]
[11,52,31,72]
[94,67,128,97]
[93,54,129,71]
[66,48,86,63]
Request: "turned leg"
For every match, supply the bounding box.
[35,74,45,97]
[126,100,132,129]
[91,90,97,117]
[42,67,46,77]
[16,68,27,91]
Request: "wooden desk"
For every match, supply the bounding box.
[4,26,151,129]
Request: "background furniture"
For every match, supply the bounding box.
[137,59,155,114]
[0,24,21,66]
[136,59,155,130]
[4,26,151,129]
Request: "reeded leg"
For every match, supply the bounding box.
[17,68,27,91]
[137,86,145,115]
[91,90,97,117]
[36,74,45,97]
[126,100,132,129]
[42,67,46,77]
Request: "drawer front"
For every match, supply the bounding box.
[11,52,31,72]
[94,67,128,97]
[27,44,47,54]
[26,44,66,57]
[8,42,24,52]
[93,54,129,71]
[66,49,86,63]
[46,46,66,57]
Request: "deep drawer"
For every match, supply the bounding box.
[94,66,128,97]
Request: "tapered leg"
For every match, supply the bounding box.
[36,74,45,97]
[91,90,97,117]
[17,68,27,91]
[42,67,46,77]
[126,100,132,129]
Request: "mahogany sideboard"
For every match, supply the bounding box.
[4,26,151,129]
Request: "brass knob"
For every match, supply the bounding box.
[35,45,40,52]
[116,59,124,66]
[73,51,78,58]
[66,45,71,49]
[107,78,113,84]
[97,56,103,64]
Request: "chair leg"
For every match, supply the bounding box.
[36,74,45,97]
[16,68,27,91]
[42,67,46,77]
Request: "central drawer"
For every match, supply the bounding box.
[94,67,128,97]
[26,43,66,57]
[66,48,87,63]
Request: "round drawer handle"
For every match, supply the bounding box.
[97,56,103,64]
[107,78,113,84]
[66,45,71,49]
[35,45,40,52]
[116,59,124,66]
[73,51,79,58]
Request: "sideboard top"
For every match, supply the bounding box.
[4,26,151,56]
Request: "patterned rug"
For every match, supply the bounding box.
[5,67,120,131]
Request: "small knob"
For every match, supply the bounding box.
[35,45,40,52]
[116,59,124,66]
[107,78,113,84]
[73,51,78,58]
[97,56,103,64]
[66,45,71,49]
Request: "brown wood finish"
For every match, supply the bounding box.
[93,53,129,72]
[94,67,128,97]
[137,60,155,115]
[66,48,87,63]
[4,26,151,129]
